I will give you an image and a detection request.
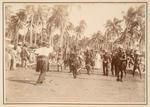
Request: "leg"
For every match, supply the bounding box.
[69,65,72,73]
[25,60,27,68]
[86,64,90,75]
[103,63,106,75]
[132,66,136,77]
[21,58,24,67]
[47,62,49,72]
[37,71,46,84]
[137,66,142,79]
[124,69,126,77]
[60,64,63,72]
[57,64,60,72]
[106,64,108,76]
[120,70,123,82]
[10,59,14,70]
[72,67,77,79]
[36,59,47,84]
[114,65,117,76]
[116,66,120,81]
[111,63,114,75]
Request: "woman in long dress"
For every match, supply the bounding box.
[10,47,17,70]
[95,51,102,70]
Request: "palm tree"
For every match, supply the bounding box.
[104,17,122,50]
[89,31,104,51]
[75,20,87,42]
[25,5,34,45]
[115,5,145,50]
[12,9,27,45]
[25,5,44,46]
[33,6,43,46]
[47,5,69,48]
[5,5,13,39]
[105,17,123,42]
[63,21,75,48]
[8,15,18,42]
[78,36,90,49]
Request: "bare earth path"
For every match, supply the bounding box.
[5,67,145,104]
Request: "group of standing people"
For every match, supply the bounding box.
[5,42,144,85]
[5,44,30,71]
[61,45,144,82]
[102,47,143,82]
[64,46,102,79]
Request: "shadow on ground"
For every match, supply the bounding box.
[8,79,36,85]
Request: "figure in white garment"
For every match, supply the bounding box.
[94,51,102,70]
[34,43,53,84]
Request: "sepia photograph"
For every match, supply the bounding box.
[2,1,148,105]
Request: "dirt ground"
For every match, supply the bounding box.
[5,67,146,104]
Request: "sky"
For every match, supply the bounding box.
[68,3,145,36]
[5,3,145,37]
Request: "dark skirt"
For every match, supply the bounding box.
[36,56,49,72]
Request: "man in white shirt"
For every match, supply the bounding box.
[35,42,52,85]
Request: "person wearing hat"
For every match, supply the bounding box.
[20,44,29,68]
[85,48,92,75]
[69,46,78,78]
[115,47,127,82]
[132,53,142,79]
[102,50,110,76]
[111,51,117,76]
[10,46,18,70]
[35,42,51,84]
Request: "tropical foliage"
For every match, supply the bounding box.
[5,4,145,52]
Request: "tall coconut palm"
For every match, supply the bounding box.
[25,5,34,45]
[25,5,44,46]
[89,31,104,50]
[105,17,123,42]
[47,5,69,48]
[75,20,87,42]
[12,9,27,45]
[8,15,18,42]
[33,6,43,46]
[5,5,13,38]
[104,17,123,50]
[78,36,90,49]
[115,5,145,50]
[63,21,74,48]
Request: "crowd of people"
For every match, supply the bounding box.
[5,42,145,85]
[5,44,30,71]
[63,45,144,81]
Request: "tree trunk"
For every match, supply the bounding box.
[48,31,51,46]
[40,24,43,45]
[30,16,33,46]
[23,34,26,44]
[48,27,52,47]
[16,32,19,45]
[51,33,53,47]
[60,25,66,48]
[40,32,42,44]
[34,33,37,45]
